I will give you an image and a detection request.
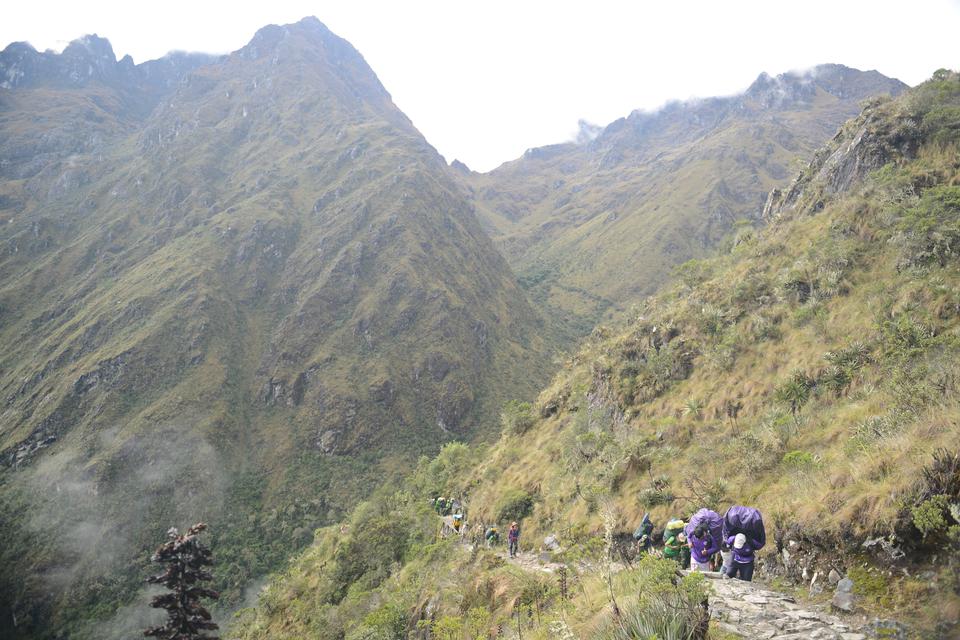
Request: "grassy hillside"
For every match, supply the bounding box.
[0,19,549,639]
[464,65,907,340]
[226,71,960,639]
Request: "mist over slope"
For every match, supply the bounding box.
[0,17,548,639]
[463,64,907,339]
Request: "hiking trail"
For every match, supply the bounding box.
[441,517,868,639]
[696,571,868,640]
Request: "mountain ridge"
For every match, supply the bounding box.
[462,63,908,340]
[0,18,549,639]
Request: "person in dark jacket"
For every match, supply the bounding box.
[725,533,758,581]
[633,513,654,554]
[508,522,520,558]
[688,525,719,572]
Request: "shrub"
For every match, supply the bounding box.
[848,413,904,452]
[760,411,799,450]
[638,475,675,508]
[696,304,730,337]
[792,301,826,329]
[500,400,536,436]
[892,185,960,269]
[774,370,815,422]
[782,450,817,469]
[824,342,871,371]
[598,555,709,640]
[352,602,408,640]
[495,489,535,524]
[746,311,782,342]
[912,495,952,539]
[673,259,713,288]
[730,270,775,309]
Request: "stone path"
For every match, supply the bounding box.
[701,571,865,640]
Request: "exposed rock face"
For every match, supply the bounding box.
[763,94,923,220]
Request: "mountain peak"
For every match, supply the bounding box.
[231,16,394,112]
[745,63,907,108]
[61,33,117,63]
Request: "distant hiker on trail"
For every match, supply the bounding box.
[434,497,446,514]
[485,526,500,548]
[633,513,654,554]
[688,524,719,572]
[725,533,757,581]
[452,513,463,533]
[508,521,520,558]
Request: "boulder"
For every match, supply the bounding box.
[831,577,856,613]
[828,569,842,586]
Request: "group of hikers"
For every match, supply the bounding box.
[433,496,521,558]
[634,505,765,581]
[432,496,463,517]
[486,522,521,557]
[433,496,764,581]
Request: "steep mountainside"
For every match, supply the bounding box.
[0,18,547,639]
[227,71,960,640]
[464,65,907,338]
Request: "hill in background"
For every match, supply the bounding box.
[463,65,907,339]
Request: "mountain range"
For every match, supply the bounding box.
[0,16,923,640]
[463,64,906,338]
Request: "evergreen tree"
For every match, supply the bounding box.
[144,522,220,640]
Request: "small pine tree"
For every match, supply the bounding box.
[144,522,220,640]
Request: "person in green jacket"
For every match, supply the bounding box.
[664,531,687,562]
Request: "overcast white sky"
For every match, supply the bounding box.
[3,1,959,171]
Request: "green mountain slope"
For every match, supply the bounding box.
[227,70,960,640]
[0,18,548,639]
[464,65,907,339]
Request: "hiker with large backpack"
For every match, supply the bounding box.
[722,506,766,581]
[485,525,500,548]
[684,508,723,572]
[663,518,686,563]
[688,525,720,572]
[508,521,521,558]
[633,513,654,554]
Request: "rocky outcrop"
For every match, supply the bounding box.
[0,35,216,93]
[764,97,923,220]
